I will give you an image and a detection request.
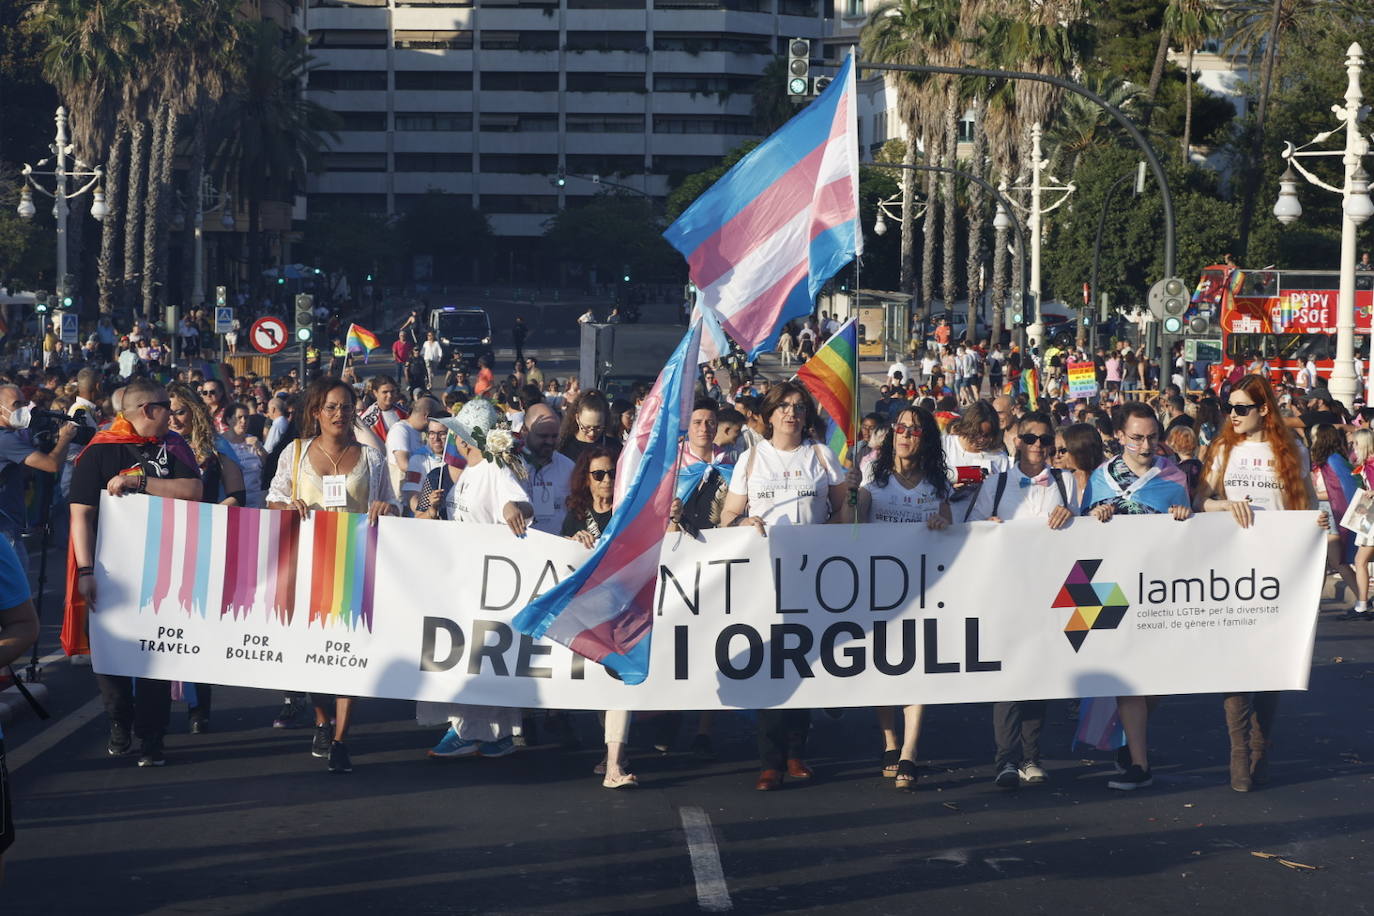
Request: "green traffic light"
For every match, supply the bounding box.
[297,327,312,342]
[1163,316,1183,333]
[277,277,286,285]
[61,296,73,308]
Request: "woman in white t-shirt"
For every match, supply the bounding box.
[942,400,1011,502]
[720,381,850,791]
[1195,374,1323,793]
[845,405,950,790]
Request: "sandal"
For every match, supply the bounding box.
[603,771,639,789]
[594,756,608,775]
[895,759,919,790]
[881,748,900,778]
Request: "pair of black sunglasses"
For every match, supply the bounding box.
[589,468,617,481]
[1017,433,1055,448]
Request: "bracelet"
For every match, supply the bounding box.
[138,474,148,494]
[77,566,94,577]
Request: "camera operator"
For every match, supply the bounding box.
[68,378,202,767]
[0,384,78,569]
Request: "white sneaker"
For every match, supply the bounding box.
[1019,762,1048,784]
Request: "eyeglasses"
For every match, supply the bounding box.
[577,423,605,435]
[892,423,921,437]
[1225,402,1258,416]
[1124,433,1160,444]
[589,468,616,481]
[775,401,807,414]
[142,400,171,414]
[320,404,355,415]
[1018,433,1056,448]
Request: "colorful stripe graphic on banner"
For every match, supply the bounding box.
[140,498,214,617]
[307,511,378,631]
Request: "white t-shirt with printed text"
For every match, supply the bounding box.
[444,460,529,524]
[520,452,575,535]
[1210,438,1308,511]
[728,440,844,527]
[860,466,945,524]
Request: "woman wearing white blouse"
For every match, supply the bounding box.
[720,382,855,791]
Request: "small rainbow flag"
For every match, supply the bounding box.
[1022,367,1040,411]
[796,318,857,456]
[443,431,466,469]
[307,510,379,632]
[346,323,382,362]
[824,416,852,468]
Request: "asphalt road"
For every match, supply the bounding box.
[3,576,1372,914]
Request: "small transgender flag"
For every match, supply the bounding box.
[513,324,701,684]
[664,51,861,362]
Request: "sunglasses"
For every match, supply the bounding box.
[199,388,219,397]
[142,400,172,413]
[589,468,616,481]
[1053,446,1070,456]
[1225,402,1259,416]
[892,422,921,436]
[1018,433,1056,448]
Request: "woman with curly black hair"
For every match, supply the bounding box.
[845,405,952,790]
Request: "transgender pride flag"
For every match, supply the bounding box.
[664,51,861,361]
[513,324,700,684]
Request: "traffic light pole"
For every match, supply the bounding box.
[852,59,1176,282]
[867,162,1029,349]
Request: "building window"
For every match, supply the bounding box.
[653,0,769,11]
[778,0,816,14]
[309,71,388,91]
[395,153,473,172]
[335,111,388,131]
[843,0,861,14]
[566,72,645,93]
[394,30,474,50]
[394,0,473,6]
[566,154,644,175]
[395,71,474,91]
[654,115,755,135]
[958,116,974,143]
[481,194,559,214]
[309,194,388,214]
[396,112,473,131]
[309,0,387,7]
[565,31,647,52]
[480,31,559,51]
[482,72,560,91]
[653,32,771,54]
[309,30,388,48]
[567,0,644,8]
[482,154,560,174]
[322,152,388,172]
[651,154,725,174]
[653,74,756,93]
[566,114,646,133]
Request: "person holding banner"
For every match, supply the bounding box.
[266,377,400,774]
[1083,402,1193,790]
[968,411,1079,790]
[720,382,850,791]
[845,405,950,790]
[417,399,532,761]
[1194,374,1322,792]
[69,378,204,768]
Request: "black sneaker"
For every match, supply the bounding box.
[273,700,305,729]
[137,736,166,767]
[1108,764,1153,790]
[994,763,1020,789]
[311,723,332,758]
[107,722,133,757]
[1113,745,1132,775]
[328,741,352,774]
[689,733,717,761]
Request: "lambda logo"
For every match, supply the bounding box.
[1051,560,1130,652]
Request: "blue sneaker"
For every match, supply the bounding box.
[478,736,518,758]
[427,727,481,759]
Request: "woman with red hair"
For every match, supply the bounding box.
[1194,374,1325,793]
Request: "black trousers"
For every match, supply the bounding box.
[95,674,171,739]
[992,700,1046,769]
[757,708,810,770]
[189,684,213,722]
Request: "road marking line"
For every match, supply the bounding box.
[680,805,732,912]
[6,694,104,776]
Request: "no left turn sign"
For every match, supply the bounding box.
[250,316,289,355]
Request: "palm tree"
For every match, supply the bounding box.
[1044,74,1143,176]
[751,57,795,135]
[212,20,340,296]
[964,97,988,344]
[1165,0,1222,162]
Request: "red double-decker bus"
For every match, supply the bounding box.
[1193,264,1374,385]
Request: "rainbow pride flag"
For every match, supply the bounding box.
[824,416,852,468]
[443,431,466,469]
[307,511,379,632]
[346,323,382,362]
[796,318,857,456]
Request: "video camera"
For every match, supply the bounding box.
[29,408,96,450]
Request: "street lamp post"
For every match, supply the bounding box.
[1004,123,1075,351]
[174,176,235,308]
[17,106,106,307]
[1273,42,1374,409]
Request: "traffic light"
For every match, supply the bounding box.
[1148,277,1188,333]
[215,285,227,308]
[60,294,73,309]
[365,274,373,282]
[34,291,49,315]
[295,293,315,342]
[277,276,286,286]
[787,38,810,98]
[555,167,567,188]
[812,75,833,95]
[622,266,631,283]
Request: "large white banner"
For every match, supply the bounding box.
[90,494,1326,709]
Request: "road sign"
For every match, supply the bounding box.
[250,315,288,355]
[215,306,235,334]
[59,312,78,345]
